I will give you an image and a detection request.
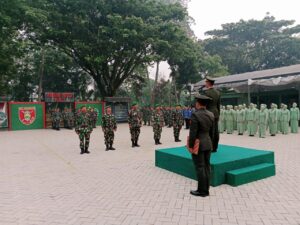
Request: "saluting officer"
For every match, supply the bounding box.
[203,76,220,152]
[128,102,142,148]
[102,106,117,151]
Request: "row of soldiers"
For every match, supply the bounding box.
[141,106,192,128]
[50,107,98,130]
[219,102,300,137]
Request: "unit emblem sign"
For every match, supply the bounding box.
[19,107,36,125]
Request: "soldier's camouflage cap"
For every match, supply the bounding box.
[131,102,138,107]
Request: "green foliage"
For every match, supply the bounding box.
[204,15,300,74]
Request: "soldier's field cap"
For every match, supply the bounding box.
[194,93,212,101]
[205,76,216,83]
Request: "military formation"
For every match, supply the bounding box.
[219,102,300,137]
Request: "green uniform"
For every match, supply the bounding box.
[102,114,117,150]
[254,105,259,134]
[258,105,268,138]
[246,104,256,136]
[290,104,299,133]
[75,111,93,154]
[236,107,246,135]
[151,110,165,144]
[233,107,238,130]
[268,106,277,136]
[128,109,142,146]
[277,106,283,133]
[225,106,234,134]
[204,88,221,152]
[218,107,225,133]
[172,110,184,141]
[281,106,290,135]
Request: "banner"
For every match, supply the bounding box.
[75,102,104,126]
[9,102,45,131]
[45,92,75,102]
[0,102,8,128]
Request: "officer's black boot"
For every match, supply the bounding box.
[132,140,135,148]
[155,139,158,145]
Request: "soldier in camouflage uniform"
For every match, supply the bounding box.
[90,108,98,128]
[151,105,165,145]
[52,108,61,131]
[128,102,142,148]
[62,108,73,129]
[146,107,152,126]
[102,106,117,151]
[167,107,174,128]
[172,104,184,142]
[75,106,93,154]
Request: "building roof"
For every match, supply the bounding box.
[194,64,300,89]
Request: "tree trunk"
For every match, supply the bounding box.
[151,61,160,106]
[38,48,45,101]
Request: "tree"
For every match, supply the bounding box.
[203,15,300,74]
[25,0,188,98]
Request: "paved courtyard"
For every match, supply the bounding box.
[0,124,300,225]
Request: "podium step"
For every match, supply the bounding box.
[226,163,276,187]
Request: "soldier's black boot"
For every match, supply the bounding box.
[110,144,115,150]
[85,147,90,154]
[158,139,162,145]
[80,148,84,154]
[105,145,110,151]
[155,139,158,145]
[135,139,140,147]
[132,140,135,148]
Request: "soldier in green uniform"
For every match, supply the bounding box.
[277,104,283,133]
[236,105,246,135]
[225,105,234,134]
[167,107,173,128]
[203,76,220,152]
[268,103,278,136]
[151,105,165,145]
[75,106,93,154]
[102,106,117,151]
[258,104,268,138]
[290,103,299,133]
[128,102,142,147]
[254,104,259,135]
[218,105,225,133]
[172,104,184,142]
[233,106,238,131]
[246,103,256,136]
[243,104,248,132]
[281,104,290,135]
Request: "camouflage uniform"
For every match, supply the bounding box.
[62,109,73,129]
[102,113,117,150]
[172,109,184,142]
[151,109,165,144]
[167,108,173,128]
[75,110,93,154]
[90,109,98,128]
[52,109,61,130]
[128,108,142,147]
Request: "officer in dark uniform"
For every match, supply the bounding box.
[203,76,220,152]
[188,94,214,197]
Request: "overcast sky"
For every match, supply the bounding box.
[188,0,300,39]
[150,0,300,78]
